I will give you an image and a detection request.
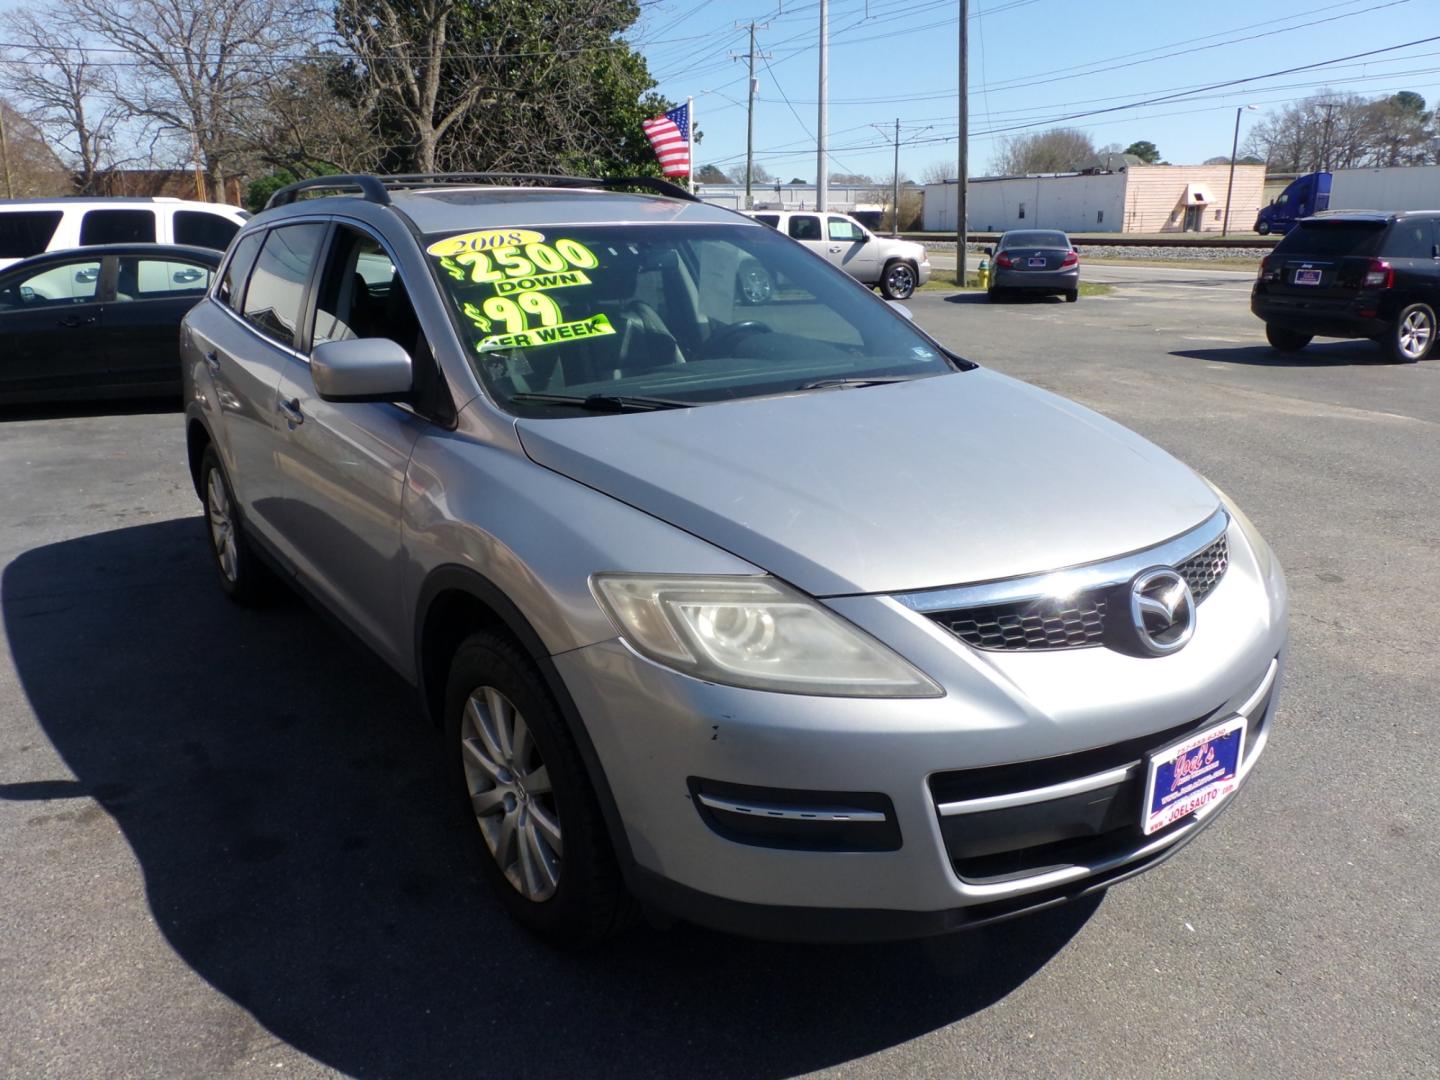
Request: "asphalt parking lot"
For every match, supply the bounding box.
[2,272,1437,1079]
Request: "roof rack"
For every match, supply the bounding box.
[263,171,699,210]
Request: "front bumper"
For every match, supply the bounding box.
[555,519,1287,940]
[916,259,932,286]
[992,266,1079,292]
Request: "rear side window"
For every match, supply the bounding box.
[1383,219,1436,260]
[79,209,156,245]
[174,211,240,251]
[753,215,780,228]
[788,215,821,240]
[242,222,327,348]
[0,210,63,257]
[1275,223,1385,258]
[217,231,264,311]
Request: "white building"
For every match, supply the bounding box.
[695,183,886,216]
[922,164,1266,234]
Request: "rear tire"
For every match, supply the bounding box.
[1064,289,1079,303]
[987,287,1005,302]
[1265,324,1312,353]
[199,446,272,606]
[1387,302,1436,363]
[445,632,633,946]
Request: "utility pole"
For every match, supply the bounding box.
[956,0,968,285]
[731,22,770,210]
[1223,104,1257,237]
[1318,101,1337,173]
[870,119,932,236]
[0,105,13,199]
[817,0,828,211]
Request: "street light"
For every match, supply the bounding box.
[1223,104,1258,237]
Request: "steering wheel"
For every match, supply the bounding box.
[707,320,772,356]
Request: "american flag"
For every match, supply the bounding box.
[642,103,691,178]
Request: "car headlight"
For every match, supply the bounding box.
[590,574,943,698]
[1203,479,1275,579]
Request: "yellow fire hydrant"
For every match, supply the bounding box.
[976,257,990,290]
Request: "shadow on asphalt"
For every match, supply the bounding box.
[940,291,1066,305]
[0,396,181,422]
[2,520,1094,1079]
[1171,342,1395,368]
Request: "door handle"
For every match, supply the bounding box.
[203,350,221,373]
[58,315,96,328]
[278,398,304,426]
[828,245,844,253]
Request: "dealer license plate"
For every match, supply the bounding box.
[1294,268,1323,286]
[1028,256,1048,267]
[1142,716,1247,835]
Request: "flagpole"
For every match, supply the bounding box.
[687,96,695,194]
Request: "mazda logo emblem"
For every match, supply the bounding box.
[1128,568,1196,655]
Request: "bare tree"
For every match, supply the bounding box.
[67,0,318,201]
[0,11,126,193]
[335,0,497,174]
[0,99,74,196]
[919,160,952,185]
[241,56,383,175]
[990,127,1096,175]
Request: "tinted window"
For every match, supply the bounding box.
[114,256,214,301]
[1275,222,1386,258]
[174,211,240,251]
[827,216,863,242]
[1383,218,1436,260]
[0,210,63,258]
[426,223,954,416]
[242,223,326,348]
[753,215,780,228]
[788,215,821,240]
[79,209,156,245]
[218,231,263,311]
[313,226,422,352]
[1000,231,1069,250]
[0,259,101,309]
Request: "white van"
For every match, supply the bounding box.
[0,197,248,271]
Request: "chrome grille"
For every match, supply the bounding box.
[927,534,1228,653]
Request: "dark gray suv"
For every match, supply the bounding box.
[182,174,1287,945]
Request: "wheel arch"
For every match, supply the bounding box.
[186,415,214,500]
[413,564,637,869]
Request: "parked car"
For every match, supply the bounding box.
[746,209,929,299]
[0,197,247,272]
[182,173,1287,945]
[986,230,1081,302]
[1251,211,1439,363]
[0,243,220,404]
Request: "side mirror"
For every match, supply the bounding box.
[886,300,914,320]
[984,246,994,256]
[311,338,413,402]
[856,232,870,243]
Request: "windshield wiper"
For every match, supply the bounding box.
[794,376,920,392]
[509,391,693,413]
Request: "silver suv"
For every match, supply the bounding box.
[746,209,930,299]
[181,173,1287,945]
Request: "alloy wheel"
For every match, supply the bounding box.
[1398,308,1433,360]
[206,469,238,583]
[886,263,916,298]
[461,686,563,902]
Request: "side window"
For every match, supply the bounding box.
[753,215,780,228]
[79,209,156,245]
[788,215,821,241]
[0,211,64,258]
[114,257,214,301]
[217,231,264,311]
[242,222,327,349]
[827,216,862,242]
[174,211,241,251]
[312,226,422,353]
[1384,220,1433,260]
[0,260,102,309]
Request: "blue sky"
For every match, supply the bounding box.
[633,0,1440,181]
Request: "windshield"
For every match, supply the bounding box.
[1274,221,1385,258]
[425,222,959,416]
[1000,231,1069,250]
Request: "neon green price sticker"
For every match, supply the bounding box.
[476,312,616,353]
[436,236,601,291]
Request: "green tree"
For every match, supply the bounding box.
[1124,140,1161,164]
[694,164,729,183]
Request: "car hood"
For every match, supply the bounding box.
[515,369,1220,597]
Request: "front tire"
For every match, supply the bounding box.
[199,446,271,605]
[1388,302,1436,363]
[1265,324,1312,353]
[880,260,917,300]
[445,632,632,945]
